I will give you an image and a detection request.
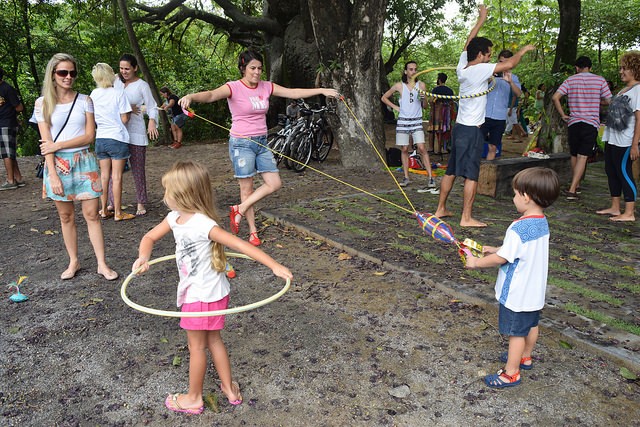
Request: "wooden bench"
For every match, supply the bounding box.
[477,153,572,198]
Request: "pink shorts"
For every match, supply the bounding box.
[179,296,229,330]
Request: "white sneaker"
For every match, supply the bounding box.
[399,178,410,187]
[428,178,436,188]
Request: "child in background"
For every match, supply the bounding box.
[132,160,292,415]
[465,167,560,388]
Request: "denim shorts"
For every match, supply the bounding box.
[228,135,278,178]
[498,304,541,337]
[172,113,188,128]
[446,124,484,180]
[95,138,130,160]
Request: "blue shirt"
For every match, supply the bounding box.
[485,74,521,120]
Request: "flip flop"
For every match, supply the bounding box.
[114,212,136,221]
[165,393,204,415]
[136,208,147,216]
[221,381,243,405]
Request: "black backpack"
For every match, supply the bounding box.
[386,147,402,167]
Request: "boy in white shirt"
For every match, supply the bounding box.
[465,167,560,388]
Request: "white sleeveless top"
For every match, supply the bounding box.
[397,82,423,134]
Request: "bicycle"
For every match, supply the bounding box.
[288,103,336,172]
[267,100,311,168]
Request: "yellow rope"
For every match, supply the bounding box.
[189,110,415,215]
[338,98,418,213]
[409,66,497,100]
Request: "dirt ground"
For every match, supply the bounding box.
[1,132,639,426]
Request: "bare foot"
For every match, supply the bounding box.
[610,215,635,222]
[97,267,119,281]
[434,209,453,218]
[596,208,620,216]
[220,381,243,405]
[460,218,487,228]
[61,263,81,280]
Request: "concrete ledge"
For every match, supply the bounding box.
[478,153,572,198]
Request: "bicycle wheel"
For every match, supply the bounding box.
[270,135,286,166]
[290,133,313,172]
[316,127,334,162]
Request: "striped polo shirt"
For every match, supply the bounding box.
[556,72,612,128]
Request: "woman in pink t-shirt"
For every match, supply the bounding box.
[180,50,339,246]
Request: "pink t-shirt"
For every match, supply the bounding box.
[226,80,274,137]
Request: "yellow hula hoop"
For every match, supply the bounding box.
[409,66,497,100]
[120,253,291,317]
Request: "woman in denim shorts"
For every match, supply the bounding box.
[90,63,134,221]
[179,50,339,246]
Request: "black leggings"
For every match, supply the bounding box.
[604,144,637,202]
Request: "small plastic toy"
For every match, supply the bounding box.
[225,262,236,279]
[7,275,29,303]
[414,212,484,265]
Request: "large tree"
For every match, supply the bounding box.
[137,0,388,168]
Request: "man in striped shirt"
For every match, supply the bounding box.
[552,56,612,200]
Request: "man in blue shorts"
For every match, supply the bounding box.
[434,5,534,227]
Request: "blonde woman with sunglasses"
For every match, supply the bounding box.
[35,53,118,281]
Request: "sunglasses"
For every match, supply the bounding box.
[54,69,78,78]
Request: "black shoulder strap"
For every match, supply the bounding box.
[53,92,79,142]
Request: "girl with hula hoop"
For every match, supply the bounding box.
[132,160,292,415]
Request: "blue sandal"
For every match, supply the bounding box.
[500,352,533,370]
[485,369,521,388]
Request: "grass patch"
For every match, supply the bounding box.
[582,259,637,277]
[464,269,496,283]
[612,282,640,294]
[549,261,589,280]
[553,227,603,244]
[548,277,623,306]
[335,222,374,237]
[335,209,376,224]
[564,302,640,335]
[292,206,324,222]
[389,242,446,264]
[577,244,628,262]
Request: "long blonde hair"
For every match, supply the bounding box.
[41,53,77,126]
[162,161,227,272]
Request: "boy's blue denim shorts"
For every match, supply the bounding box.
[498,304,540,337]
[95,138,130,161]
[228,135,278,178]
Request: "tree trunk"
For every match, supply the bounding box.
[307,0,387,169]
[116,0,172,144]
[538,0,581,153]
